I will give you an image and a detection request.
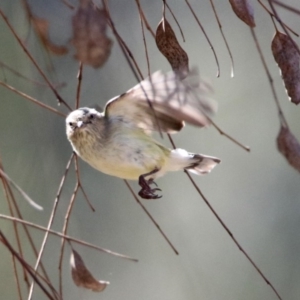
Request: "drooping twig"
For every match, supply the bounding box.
[209,0,235,77]
[250,28,288,128]
[184,0,220,77]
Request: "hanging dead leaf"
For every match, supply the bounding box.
[156,18,189,79]
[229,0,255,27]
[32,17,68,56]
[277,125,300,172]
[272,31,300,105]
[70,249,109,292]
[71,0,112,68]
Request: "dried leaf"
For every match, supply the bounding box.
[156,18,189,79]
[272,31,300,105]
[71,0,112,68]
[229,0,255,27]
[70,249,109,292]
[32,17,68,56]
[277,125,300,172]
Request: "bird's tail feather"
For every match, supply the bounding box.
[168,148,220,175]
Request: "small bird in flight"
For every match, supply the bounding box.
[66,70,220,199]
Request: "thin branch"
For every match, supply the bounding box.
[135,0,155,38]
[60,0,75,10]
[258,0,299,38]
[11,255,23,300]
[0,159,54,295]
[184,0,220,77]
[208,118,250,152]
[124,180,178,255]
[271,0,300,15]
[136,1,151,77]
[0,232,58,300]
[209,0,235,77]
[74,155,95,211]
[0,9,72,111]
[250,28,288,128]
[165,2,185,42]
[0,214,138,262]
[0,61,65,88]
[184,171,282,300]
[75,63,83,109]
[58,181,79,296]
[0,81,66,118]
[27,154,75,299]
[0,169,43,211]
[267,0,300,54]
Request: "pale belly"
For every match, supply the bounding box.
[75,133,169,180]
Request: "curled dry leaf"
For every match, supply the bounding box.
[71,0,112,68]
[70,249,109,292]
[277,125,300,172]
[156,18,189,79]
[229,0,255,27]
[32,17,68,55]
[271,31,300,105]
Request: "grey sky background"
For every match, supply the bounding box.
[0,1,300,299]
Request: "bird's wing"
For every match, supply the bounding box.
[104,69,217,134]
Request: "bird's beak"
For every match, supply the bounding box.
[77,120,84,128]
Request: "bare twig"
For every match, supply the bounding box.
[184,0,220,77]
[0,61,65,88]
[184,171,283,300]
[165,2,186,42]
[0,9,72,111]
[0,214,138,261]
[124,180,179,255]
[27,154,75,299]
[58,181,79,296]
[271,0,300,15]
[0,232,58,300]
[250,28,288,128]
[208,118,250,151]
[258,0,299,38]
[209,0,235,77]
[136,1,151,77]
[75,63,83,109]
[0,169,43,211]
[0,81,66,118]
[135,0,155,38]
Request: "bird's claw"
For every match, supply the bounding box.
[138,173,162,200]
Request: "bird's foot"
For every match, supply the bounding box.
[138,169,162,200]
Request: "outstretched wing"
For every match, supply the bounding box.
[104,69,217,134]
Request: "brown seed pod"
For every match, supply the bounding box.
[32,17,68,55]
[277,125,300,172]
[155,18,189,79]
[272,31,300,105]
[70,249,109,292]
[229,0,255,27]
[71,0,112,68]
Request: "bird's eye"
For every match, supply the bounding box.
[89,114,94,119]
[69,122,74,127]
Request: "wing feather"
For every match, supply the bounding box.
[104,69,217,134]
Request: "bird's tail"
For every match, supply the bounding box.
[168,148,220,175]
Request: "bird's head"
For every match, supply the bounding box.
[66,107,102,140]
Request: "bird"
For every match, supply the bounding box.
[66,69,220,199]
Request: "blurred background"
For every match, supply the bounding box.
[0,0,300,299]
